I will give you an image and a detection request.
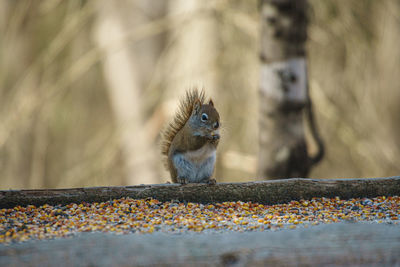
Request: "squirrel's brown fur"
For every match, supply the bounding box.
[161,88,206,169]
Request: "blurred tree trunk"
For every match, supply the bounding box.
[94,0,160,185]
[164,0,217,102]
[162,0,217,178]
[258,0,323,179]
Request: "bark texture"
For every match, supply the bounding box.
[1,177,399,208]
[258,0,320,179]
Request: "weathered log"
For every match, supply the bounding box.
[1,177,400,208]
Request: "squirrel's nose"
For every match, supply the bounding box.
[213,122,219,129]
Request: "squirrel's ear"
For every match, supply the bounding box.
[193,100,201,115]
[208,99,214,107]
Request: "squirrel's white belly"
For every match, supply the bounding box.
[172,144,216,183]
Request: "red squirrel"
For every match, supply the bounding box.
[161,89,220,184]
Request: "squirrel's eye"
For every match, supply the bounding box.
[201,113,208,122]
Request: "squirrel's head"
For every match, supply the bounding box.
[189,99,220,140]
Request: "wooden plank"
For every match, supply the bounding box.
[1,177,400,208]
[1,223,399,266]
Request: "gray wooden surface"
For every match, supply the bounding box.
[1,223,399,266]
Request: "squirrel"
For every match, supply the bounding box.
[161,89,220,184]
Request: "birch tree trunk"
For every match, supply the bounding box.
[94,1,158,185]
[258,0,322,179]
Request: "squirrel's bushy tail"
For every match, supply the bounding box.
[161,88,206,167]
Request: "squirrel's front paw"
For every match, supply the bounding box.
[207,178,216,185]
[177,177,188,185]
[212,134,220,140]
[206,134,220,141]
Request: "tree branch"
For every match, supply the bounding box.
[1,177,400,208]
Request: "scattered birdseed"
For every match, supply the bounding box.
[0,196,399,244]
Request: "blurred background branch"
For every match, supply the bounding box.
[1,0,400,189]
